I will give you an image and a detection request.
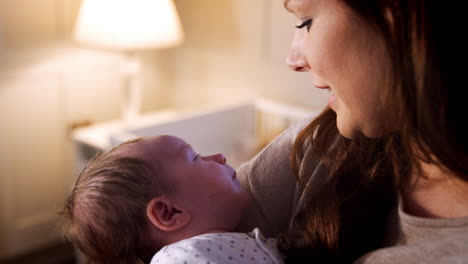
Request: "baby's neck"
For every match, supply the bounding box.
[190,227,233,237]
[168,227,233,245]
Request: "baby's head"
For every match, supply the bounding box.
[61,135,250,264]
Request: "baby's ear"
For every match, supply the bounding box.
[146,196,191,232]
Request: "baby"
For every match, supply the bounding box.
[61,135,284,264]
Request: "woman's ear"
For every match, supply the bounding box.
[146,196,191,232]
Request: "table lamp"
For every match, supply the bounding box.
[74,0,184,123]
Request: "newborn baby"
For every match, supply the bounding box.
[61,135,284,264]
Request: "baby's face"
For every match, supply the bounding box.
[122,135,249,230]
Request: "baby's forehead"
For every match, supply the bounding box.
[116,135,187,160]
[111,140,143,158]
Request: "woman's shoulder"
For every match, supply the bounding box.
[356,202,468,264]
[354,230,468,264]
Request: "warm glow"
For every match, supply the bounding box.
[74,0,184,50]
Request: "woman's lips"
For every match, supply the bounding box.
[314,85,335,106]
[314,85,330,89]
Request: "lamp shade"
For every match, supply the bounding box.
[74,0,184,50]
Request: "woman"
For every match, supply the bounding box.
[237,0,468,263]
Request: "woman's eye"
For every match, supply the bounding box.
[193,154,200,161]
[296,19,312,32]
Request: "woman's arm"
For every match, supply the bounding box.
[236,115,315,237]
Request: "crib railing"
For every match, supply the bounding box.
[253,98,313,152]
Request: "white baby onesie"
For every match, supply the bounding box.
[150,228,284,264]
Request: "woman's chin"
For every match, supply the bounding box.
[335,109,390,139]
[335,111,360,139]
[337,120,388,139]
[337,125,360,139]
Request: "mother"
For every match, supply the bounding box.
[237,0,468,263]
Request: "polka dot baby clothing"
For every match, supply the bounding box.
[150,228,284,264]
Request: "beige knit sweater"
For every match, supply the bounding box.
[237,116,468,263]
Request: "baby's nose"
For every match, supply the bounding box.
[207,153,226,164]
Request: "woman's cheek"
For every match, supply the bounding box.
[305,32,334,78]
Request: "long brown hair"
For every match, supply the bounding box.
[280,0,467,262]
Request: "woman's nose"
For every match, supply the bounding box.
[287,48,310,72]
[204,153,226,164]
[286,33,310,72]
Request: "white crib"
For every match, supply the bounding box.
[73,98,315,170]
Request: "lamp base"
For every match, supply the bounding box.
[121,52,141,125]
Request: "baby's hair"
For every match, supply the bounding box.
[60,138,164,264]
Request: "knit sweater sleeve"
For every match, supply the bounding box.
[236,115,315,237]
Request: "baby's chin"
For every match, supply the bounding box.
[226,193,251,228]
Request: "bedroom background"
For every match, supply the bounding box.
[0,0,328,262]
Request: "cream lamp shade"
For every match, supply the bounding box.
[74,0,184,123]
[74,0,184,50]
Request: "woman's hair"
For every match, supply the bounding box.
[60,139,164,264]
[281,0,467,262]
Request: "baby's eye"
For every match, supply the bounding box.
[296,19,312,32]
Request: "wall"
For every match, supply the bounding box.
[0,0,173,259]
[168,0,329,110]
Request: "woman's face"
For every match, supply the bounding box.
[284,0,393,138]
